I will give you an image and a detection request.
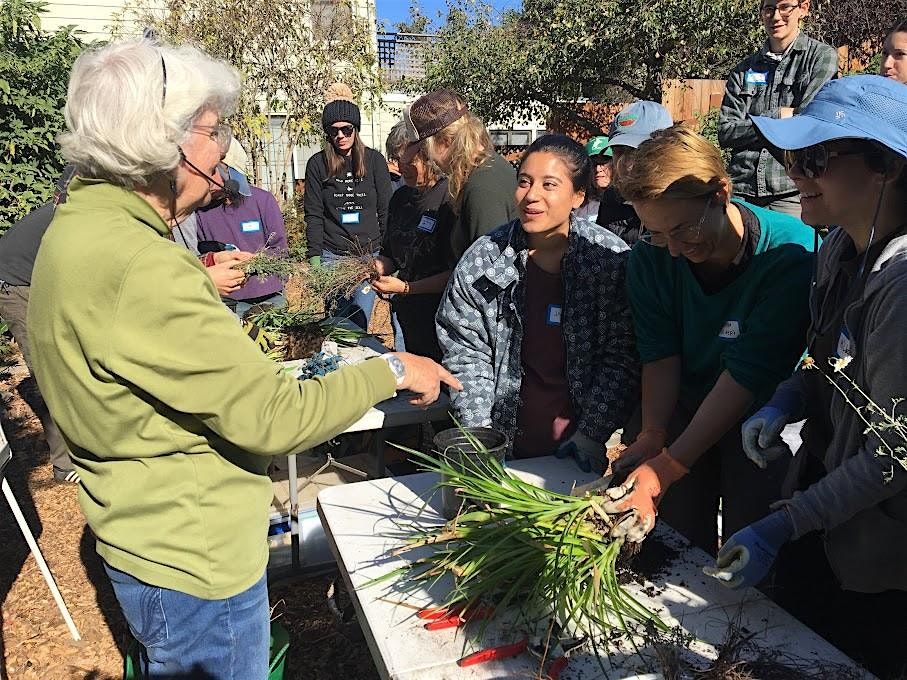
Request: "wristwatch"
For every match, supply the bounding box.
[381,353,406,387]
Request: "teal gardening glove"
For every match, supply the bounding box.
[703,509,794,589]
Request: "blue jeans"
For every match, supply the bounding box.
[104,563,270,679]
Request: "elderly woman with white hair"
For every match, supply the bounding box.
[27,40,458,679]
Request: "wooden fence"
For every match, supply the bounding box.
[662,78,727,124]
[549,78,728,140]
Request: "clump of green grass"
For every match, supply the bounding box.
[248,308,371,360]
[368,433,667,642]
[238,251,299,281]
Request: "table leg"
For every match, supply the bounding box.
[371,429,386,479]
[287,453,300,570]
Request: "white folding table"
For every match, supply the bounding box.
[316,457,874,680]
[276,338,450,571]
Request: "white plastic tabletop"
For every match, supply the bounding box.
[317,456,874,680]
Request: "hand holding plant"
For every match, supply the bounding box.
[604,451,689,543]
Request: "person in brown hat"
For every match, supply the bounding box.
[404,88,517,263]
[304,83,393,329]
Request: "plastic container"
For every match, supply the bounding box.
[123,621,290,680]
[432,427,508,519]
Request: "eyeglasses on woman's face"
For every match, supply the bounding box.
[760,1,802,19]
[783,144,867,179]
[639,197,713,247]
[328,124,356,139]
[190,122,232,153]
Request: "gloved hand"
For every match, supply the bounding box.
[308,255,321,268]
[612,428,668,475]
[741,406,792,469]
[555,431,605,473]
[602,450,688,542]
[703,509,794,589]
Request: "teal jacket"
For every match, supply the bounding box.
[627,200,815,409]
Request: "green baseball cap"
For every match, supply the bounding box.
[585,136,613,158]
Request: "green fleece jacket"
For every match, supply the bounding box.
[27,179,396,599]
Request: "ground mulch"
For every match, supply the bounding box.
[0,358,379,680]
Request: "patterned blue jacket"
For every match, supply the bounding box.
[436,215,639,446]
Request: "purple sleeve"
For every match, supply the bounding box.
[260,190,288,254]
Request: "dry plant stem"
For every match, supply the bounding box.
[803,357,907,476]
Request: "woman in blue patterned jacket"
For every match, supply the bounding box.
[436,134,639,472]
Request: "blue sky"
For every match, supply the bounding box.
[376,1,521,31]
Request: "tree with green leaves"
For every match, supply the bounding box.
[0,0,83,230]
[423,0,762,133]
[119,0,383,190]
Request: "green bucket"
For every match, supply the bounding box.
[123,621,290,680]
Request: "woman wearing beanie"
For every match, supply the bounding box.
[404,89,518,264]
[304,83,393,329]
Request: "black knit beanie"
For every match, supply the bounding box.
[322,99,361,131]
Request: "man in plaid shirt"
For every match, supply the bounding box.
[719,0,837,218]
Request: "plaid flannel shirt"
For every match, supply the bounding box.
[719,32,838,199]
[436,216,639,447]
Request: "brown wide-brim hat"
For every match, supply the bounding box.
[404,88,469,142]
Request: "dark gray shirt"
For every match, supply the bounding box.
[0,203,55,286]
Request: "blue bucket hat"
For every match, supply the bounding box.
[606,101,674,150]
[752,75,907,159]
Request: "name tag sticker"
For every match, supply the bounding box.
[836,328,853,359]
[745,70,768,86]
[417,215,437,233]
[546,304,562,326]
[240,220,261,233]
[719,320,741,340]
[341,211,361,225]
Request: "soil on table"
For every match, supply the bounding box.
[283,323,327,360]
[0,358,379,680]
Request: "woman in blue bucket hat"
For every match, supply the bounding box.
[706,75,907,678]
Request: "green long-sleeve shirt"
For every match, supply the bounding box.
[626,201,815,409]
[27,179,396,599]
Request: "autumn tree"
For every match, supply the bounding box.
[809,0,905,67]
[118,0,383,189]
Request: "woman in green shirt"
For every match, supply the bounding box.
[602,125,816,554]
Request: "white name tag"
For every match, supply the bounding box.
[417,215,437,233]
[745,70,768,86]
[240,220,261,233]
[547,304,562,326]
[341,211,361,225]
[719,320,740,340]
[836,329,853,359]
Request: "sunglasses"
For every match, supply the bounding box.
[639,197,713,248]
[328,124,356,139]
[783,145,867,179]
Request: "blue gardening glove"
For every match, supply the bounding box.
[741,406,792,469]
[703,509,794,589]
[555,431,605,473]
